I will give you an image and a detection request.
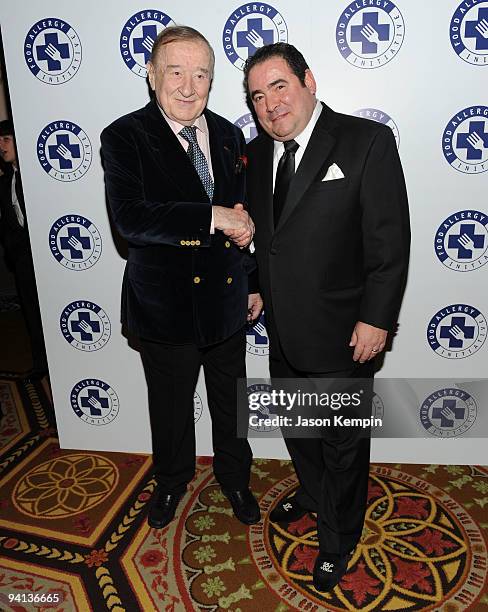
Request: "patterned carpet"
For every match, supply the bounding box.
[0,376,487,611]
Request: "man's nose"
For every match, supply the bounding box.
[179,74,194,97]
[265,93,279,114]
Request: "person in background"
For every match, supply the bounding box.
[0,119,48,378]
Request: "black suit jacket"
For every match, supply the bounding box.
[0,168,30,266]
[101,99,254,347]
[247,103,410,372]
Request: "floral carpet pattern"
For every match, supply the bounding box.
[0,376,487,611]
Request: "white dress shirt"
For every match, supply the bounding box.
[272,100,323,189]
[11,168,25,227]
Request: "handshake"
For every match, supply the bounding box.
[213,203,254,248]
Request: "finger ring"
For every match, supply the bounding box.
[371,348,378,353]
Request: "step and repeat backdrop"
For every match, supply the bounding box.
[1,1,486,463]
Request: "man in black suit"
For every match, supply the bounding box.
[243,43,410,590]
[0,120,48,377]
[101,26,262,529]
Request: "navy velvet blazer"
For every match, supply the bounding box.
[247,103,410,372]
[101,99,254,347]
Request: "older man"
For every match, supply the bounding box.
[243,43,410,591]
[101,26,262,529]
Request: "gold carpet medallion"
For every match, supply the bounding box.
[12,454,118,519]
[249,466,487,611]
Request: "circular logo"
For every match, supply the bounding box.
[336,1,405,69]
[353,108,400,148]
[246,311,269,356]
[60,301,111,351]
[49,215,102,271]
[234,113,258,143]
[420,388,477,437]
[450,1,488,66]
[24,18,82,84]
[427,304,487,359]
[372,392,385,429]
[37,121,92,181]
[194,392,203,423]
[70,379,119,426]
[223,3,288,70]
[120,10,175,77]
[434,210,488,271]
[244,467,487,610]
[247,383,279,432]
[442,106,488,174]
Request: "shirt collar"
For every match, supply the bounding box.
[273,100,323,157]
[157,103,209,137]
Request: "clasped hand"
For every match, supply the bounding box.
[213,203,254,248]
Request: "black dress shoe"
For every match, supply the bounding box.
[148,489,183,529]
[270,496,308,523]
[313,552,351,592]
[222,488,261,525]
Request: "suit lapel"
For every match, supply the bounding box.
[253,134,274,232]
[142,100,209,202]
[276,104,336,232]
[15,171,27,217]
[206,110,228,204]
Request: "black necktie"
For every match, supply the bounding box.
[273,140,299,227]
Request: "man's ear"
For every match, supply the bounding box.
[304,69,317,96]
[146,61,155,90]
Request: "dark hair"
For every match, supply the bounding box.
[0,119,14,137]
[243,43,309,95]
[149,25,215,77]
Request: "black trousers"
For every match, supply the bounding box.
[268,322,373,556]
[13,251,48,372]
[139,328,252,494]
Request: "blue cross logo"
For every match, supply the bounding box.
[59,227,91,259]
[439,316,475,348]
[47,134,81,170]
[35,33,70,71]
[70,312,100,341]
[247,312,268,346]
[456,121,488,160]
[447,223,485,259]
[237,19,274,56]
[464,7,488,51]
[133,25,158,63]
[80,389,109,417]
[431,399,465,427]
[350,12,390,54]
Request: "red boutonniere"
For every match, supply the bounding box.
[235,154,248,174]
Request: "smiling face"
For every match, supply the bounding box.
[147,39,212,126]
[247,56,317,141]
[0,135,16,165]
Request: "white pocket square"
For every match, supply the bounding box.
[322,163,345,181]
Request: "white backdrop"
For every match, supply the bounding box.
[1,1,487,463]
